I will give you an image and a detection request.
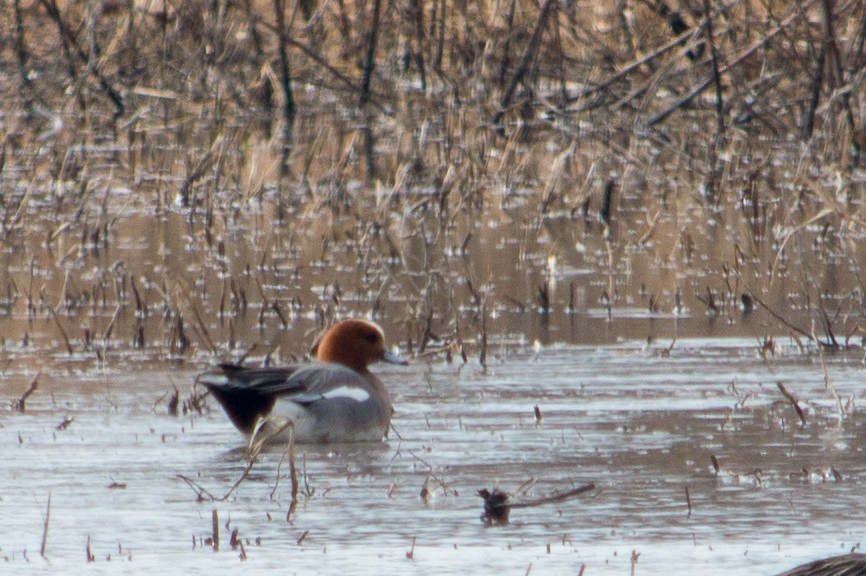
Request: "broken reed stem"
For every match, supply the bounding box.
[86,535,95,562]
[13,374,39,412]
[40,492,51,558]
[479,299,488,370]
[777,381,807,426]
[812,318,845,417]
[197,419,297,502]
[187,298,217,354]
[506,482,596,509]
[212,509,220,551]
[45,295,74,355]
[269,421,299,521]
[176,474,220,501]
[220,431,268,501]
[711,454,721,475]
[409,450,450,496]
[406,535,416,561]
[287,423,299,522]
[684,485,692,518]
[747,290,814,342]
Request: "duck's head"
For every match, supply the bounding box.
[314,319,407,373]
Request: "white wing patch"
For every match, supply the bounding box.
[321,386,370,403]
[198,374,229,386]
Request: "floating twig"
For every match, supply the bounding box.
[478,482,596,525]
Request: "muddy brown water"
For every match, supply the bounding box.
[1,331,863,575]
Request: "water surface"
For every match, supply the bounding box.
[2,337,862,575]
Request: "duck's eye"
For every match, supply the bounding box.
[364,331,378,343]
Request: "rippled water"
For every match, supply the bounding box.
[2,336,862,575]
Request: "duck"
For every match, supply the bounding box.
[197,319,407,444]
[775,552,866,576]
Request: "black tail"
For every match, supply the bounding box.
[198,368,276,435]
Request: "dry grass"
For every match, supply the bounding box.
[1,0,866,363]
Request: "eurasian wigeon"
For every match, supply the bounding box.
[775,552,866,576]
[197,319,407,444]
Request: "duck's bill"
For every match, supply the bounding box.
[382,349,408,365]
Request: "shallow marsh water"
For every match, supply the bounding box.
[2,333,863,575]
[1,146,864,575]
[6,3,866,573]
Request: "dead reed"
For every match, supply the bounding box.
[1,0,865,362]
[12,375,38,411]
[39,492,50,559]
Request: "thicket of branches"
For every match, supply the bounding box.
[4,1,865,170]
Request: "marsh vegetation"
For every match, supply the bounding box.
[2,0,866,363]
[1,1,866,573]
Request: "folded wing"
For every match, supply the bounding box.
[196,362,366,435]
